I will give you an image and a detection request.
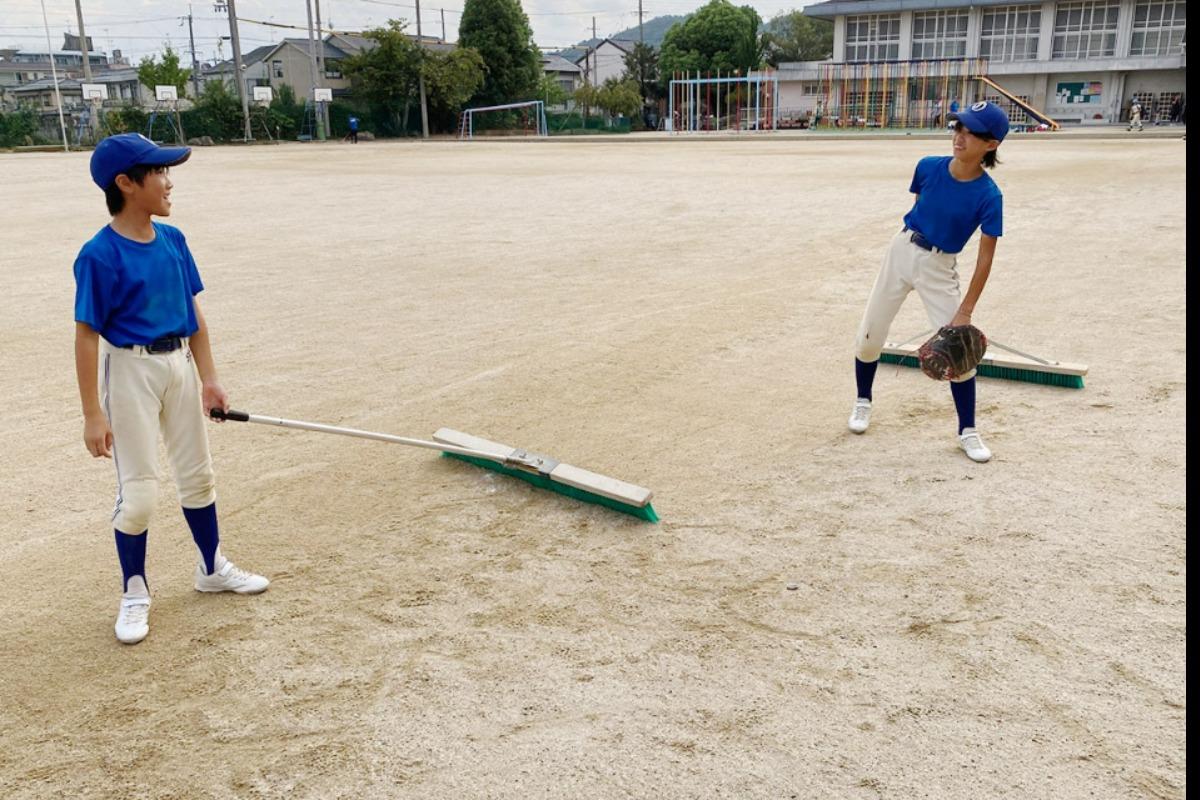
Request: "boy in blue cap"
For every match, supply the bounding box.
[74,133,268,645]
[847,101,1009,462]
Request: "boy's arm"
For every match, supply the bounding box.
[952,234,997,326]
[75,322,112,458]
[189,298,230,420]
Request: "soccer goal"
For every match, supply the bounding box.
[458,100,548,140]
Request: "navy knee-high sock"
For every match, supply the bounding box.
[114,530,148,593]
[182,502,220,575]
[855,358,879,401]
[950,377,976,434]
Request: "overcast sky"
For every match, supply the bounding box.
[2,1,811,63]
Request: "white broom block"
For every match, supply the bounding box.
[433,428,654,508]
[882,342,1088,377]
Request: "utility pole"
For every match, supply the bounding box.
[73,0,99,138]
[304,0,325,140]
[186,6,200,99]
[441,8,447,43]
[415,0,430,139]
[40,0,69,152]
[315,0,330,136]
[639,1,644,45]
[592,16,597,86]
[219,0,252,141]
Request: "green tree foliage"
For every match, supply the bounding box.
[659,0,764,78]
[763,11,833,65]
[183,79,244,140]
[458,0,541,105]
[341,20,423,135]
[572,82,600,120]
[0,108,40,146]
[422,46,486,125]
[622,42,662,105]
[137,45,192,96]
[537,73,570,108]
[598,78,642,118]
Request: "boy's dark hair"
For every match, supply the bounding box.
[103,163,157,215]
[982,150,1000,169]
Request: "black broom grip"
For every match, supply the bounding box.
[210,408,250,422]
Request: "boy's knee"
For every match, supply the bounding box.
[114,480,158,534]
[856,330,884,362]
[177,465,215,509]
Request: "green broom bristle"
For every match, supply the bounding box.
[442,453,660,522]
[879,352,1085,389]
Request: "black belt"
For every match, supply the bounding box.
[126,336,183,353]
[902,227,940,253]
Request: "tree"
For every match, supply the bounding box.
[597,78,642,119]
[572,82,600,121]
[458,0,541,106]
[658,0,764,78]
[422,47,487,127]
[341,20,423,135]
[137,45,192,96]
[763,11,833,66]
[537,73,570,108]
[622,42,662,106]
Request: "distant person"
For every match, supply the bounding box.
[1128,98,1143,132]
[1170,95,1182,124]
[348,115,360,143]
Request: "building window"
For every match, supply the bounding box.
[1130,1,1186,56]
[912,10,968,59]
[1053,1,1119,59]
[272,60,283,78]
[980,5,1042,62]
[325,60,343,79]
[845,14,900,62]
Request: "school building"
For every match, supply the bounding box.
[776,0,1185,126]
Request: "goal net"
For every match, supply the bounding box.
[459,100,548,139]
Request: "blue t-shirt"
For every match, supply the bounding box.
[902,156,1003,254]
[73,222,204,347]
[349,116,359,131]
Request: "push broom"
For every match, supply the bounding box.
[881,332,1087,389]
[210,409,658,522]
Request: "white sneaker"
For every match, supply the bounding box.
[848,398,872,434]
[115,576,151,645]
[958,428,992,463]
[194,558,270,594]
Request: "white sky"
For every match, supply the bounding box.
[2,1,812,63]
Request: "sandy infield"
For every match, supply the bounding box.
[0,134,1186,799]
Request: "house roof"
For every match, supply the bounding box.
[541,53,582,74]
[571,38,640,65]
[201,43,278,75]
[11,76,82,93]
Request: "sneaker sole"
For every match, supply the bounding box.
[194,583,269,595]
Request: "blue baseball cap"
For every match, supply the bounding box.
[90,133,191,190]
[948,100,1009,142]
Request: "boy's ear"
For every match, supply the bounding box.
[113,173,136,194]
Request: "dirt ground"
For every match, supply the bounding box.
[0,134,1186,800]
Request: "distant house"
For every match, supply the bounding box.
[574,38,639,86]
[254,33,452,102]
[541,53,582,103]
[196,44,275,98]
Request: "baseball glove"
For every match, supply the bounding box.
[917,324,988,380]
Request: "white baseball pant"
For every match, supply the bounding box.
[100,338,216,534]
[855,229,975,381]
